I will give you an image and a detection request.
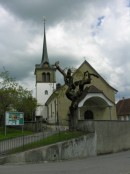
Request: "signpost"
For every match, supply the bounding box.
[5,111,24,136]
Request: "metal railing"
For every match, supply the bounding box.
[0,131,57,156]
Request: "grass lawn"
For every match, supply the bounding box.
[0,127,33,140]
[10,130,85,154]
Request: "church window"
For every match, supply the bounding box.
[45,90,48,95]
[42,73,46,82]
[41,72,51,82]
[46,72,50,82]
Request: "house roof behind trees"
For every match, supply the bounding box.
[116,98,130,116]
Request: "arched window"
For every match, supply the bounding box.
[42,72,46,82]
[46,72,50,82]
[45,90,48,95]
[84,110,94,120]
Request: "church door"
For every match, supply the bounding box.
[84,110,94,120]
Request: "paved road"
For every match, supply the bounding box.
[0,151,130,174]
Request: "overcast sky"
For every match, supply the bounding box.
[0,0,130,101]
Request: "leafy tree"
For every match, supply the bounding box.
[0,71,37,123]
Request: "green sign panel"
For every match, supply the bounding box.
[5,112,24,126]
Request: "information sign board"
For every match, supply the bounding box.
[5,112,24,126]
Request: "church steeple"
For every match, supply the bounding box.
[41,18,49,67]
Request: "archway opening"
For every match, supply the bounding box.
[84,110,94,120]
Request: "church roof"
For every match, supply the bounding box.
[74,60,118,93]
[77,85,103,102]
[77,85,115,107]
[41,20,49,67]
[87,85,103,93]
[35,20,50,70]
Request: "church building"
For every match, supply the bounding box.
[34,22,118,125]
[46,61,118,125]
[34,21,56,120]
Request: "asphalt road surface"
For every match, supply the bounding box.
[0,151,130,174]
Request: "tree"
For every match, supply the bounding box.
[54,62,98,130]
[0,71,37,123]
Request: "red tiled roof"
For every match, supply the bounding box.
[116,98,130,116]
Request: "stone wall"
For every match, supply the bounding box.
[0,133,96,164]
[1,120,130,164]
[78,120,130,154]
[95,121,130,154]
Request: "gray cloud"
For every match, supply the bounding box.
[0,0,130,101]
[0,0,89,25]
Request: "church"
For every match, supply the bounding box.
[35,22,118,125]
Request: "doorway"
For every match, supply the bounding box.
[84,110,94,120]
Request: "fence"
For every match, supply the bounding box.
[0,121,43,132]
[0,131,57,156]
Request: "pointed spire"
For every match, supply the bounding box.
[41,17,49,67]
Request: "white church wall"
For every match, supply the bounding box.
[35,83,56,119]
[36,83,56,105]
[36,105,47,119]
